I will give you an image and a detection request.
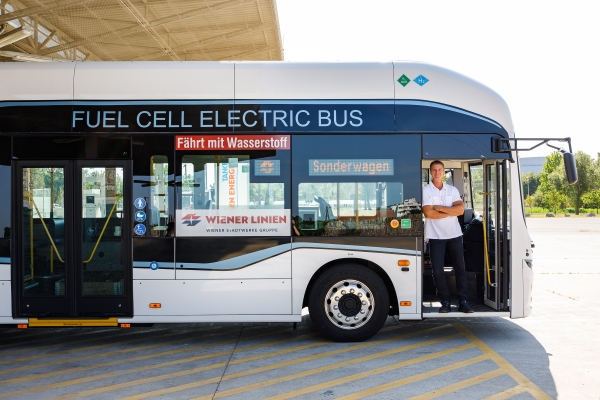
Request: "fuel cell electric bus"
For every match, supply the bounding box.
[0,61,577,341]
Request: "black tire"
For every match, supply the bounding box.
[308,263,389,342]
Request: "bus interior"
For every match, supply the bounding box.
[421,159,510,316]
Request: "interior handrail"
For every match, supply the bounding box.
[25,193,65,264]
[84,194,123,263]
[481,214,497,288]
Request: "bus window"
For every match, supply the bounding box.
[292,135,422,237]
[132,136,174,238]
[469,164,484,215]
[297,181,419,235]
[177,150,290,237]
[0,136,11,241]
[181,155,288,211]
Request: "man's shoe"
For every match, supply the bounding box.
[439,300,451,313]
[458,300,474,313]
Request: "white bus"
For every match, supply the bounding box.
[0,61,576,341]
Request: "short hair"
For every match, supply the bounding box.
[430,160,444,170]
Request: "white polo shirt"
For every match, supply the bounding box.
[422,182,463,240]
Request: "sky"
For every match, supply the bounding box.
[276,0,600,159]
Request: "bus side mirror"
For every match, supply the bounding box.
[563,151,578,184]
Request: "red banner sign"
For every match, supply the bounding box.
[176,135,290,151]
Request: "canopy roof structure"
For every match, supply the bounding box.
[0,0,283,62]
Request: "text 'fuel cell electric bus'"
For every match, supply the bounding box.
[0,61,577,341]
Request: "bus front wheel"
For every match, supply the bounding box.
[308,264,389,342]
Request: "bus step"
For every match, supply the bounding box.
[28,318,119,327]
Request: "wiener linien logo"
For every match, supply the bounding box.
[181,214,201,226]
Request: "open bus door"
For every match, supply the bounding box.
[481,160,509,311]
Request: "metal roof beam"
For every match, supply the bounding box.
[40,0,256,56]
[134,22,271,61]
[117,0,179,61]
[0,0,93,25]
[217,44,277,60]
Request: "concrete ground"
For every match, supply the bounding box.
[510,217,600,399]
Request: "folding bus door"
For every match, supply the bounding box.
[482,160,509,310]
[13,160,132,318]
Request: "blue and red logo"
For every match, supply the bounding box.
[181,214,201,226]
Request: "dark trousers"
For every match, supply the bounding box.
[429,236,468,302]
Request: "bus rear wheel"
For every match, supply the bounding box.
[308,264,389,342]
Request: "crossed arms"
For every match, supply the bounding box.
[422,200,465,219]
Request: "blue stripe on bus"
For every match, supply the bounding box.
[291,242,421,256]
[133,261,174,269]
[177,243,291,271]
[176,242,420,271]
[0,99,506,133]
[0,257,10,264]
[234,100,395,105]
[73,100,234,106]
[396,100,503,129]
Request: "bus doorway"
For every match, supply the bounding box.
[478,160,509,311]
[13,160,132,318]
[422,158,510,315]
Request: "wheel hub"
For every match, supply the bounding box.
[324,279,374,330]
[338,293,361,316]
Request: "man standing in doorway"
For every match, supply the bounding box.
[422,160,474,313]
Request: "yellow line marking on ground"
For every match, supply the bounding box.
[407,368,505,400]
[0,324,240,358]
[483,384,529,400]
[3,330,317,399]
[0,333,232,377]
[0,325,240,371]
[122,325,453,400]
[53,325,402,400]
[46,331,321,400]
[452,324,552,400]
[268,345,481,400]
[0,328,290,388]
[0,328,119,354]
[0,333,177,362]
[206,332,466,400]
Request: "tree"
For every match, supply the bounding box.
[538,151,563,193]
[559,152,596,214]
[543,188,568,214]
[582,189,600,214]
[523,195,535,214]
[521,172,540,199]
[540,151,597,215]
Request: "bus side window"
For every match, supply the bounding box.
[292,135,422,237]
[132,135,174,238]
[176,150,291,237]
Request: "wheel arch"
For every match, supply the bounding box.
[301,257,399,316]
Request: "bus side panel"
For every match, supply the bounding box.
[175,252,291,280]
[133,266,175,280]
[0,263,11,317]
[74,61,234,101]
[510,161,531,318]
[0,63,75,102]
[132,279,292,316]
[291,248,418,316]
[235,62,394,100]
[522,260,533,317]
